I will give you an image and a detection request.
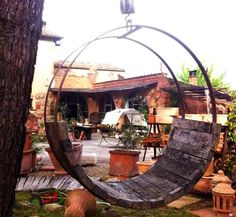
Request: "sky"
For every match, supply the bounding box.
[42,0,236,89]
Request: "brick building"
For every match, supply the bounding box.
[40,62,230,123]
[31,26,230,124]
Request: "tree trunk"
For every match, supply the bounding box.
[0,1,44,216]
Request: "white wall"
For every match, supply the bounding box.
[31,40,56,108]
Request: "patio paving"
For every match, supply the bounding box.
[38,132,159,168]
[167,194,202,209]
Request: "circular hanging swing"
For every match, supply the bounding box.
[44,25,221,209]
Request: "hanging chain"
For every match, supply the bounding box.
[125,14,133,32]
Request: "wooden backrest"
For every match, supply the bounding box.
[167,118,221,160]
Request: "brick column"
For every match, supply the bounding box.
[113,95,126,109]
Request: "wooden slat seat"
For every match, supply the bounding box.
[45,118,221,209]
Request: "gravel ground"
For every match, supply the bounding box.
[82,163,110,181]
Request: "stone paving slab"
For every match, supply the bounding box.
[167,194,202,209]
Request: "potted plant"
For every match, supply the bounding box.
[21,132,45,174]
[31,134,45,171]
[109,118,147,178]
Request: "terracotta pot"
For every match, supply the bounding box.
[45,147,67,175]
[204,161,214,177]
[65,189,96,217]
[109,150,140,178]
[20,149,33,174]
[46,143,83,175]
[20,131,34,175]
[193,176,213,195]
[192,161,214,195]
[24,132,32,150]
[136,160,155,174]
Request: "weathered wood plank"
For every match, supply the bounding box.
[138,172,183,205]
[172,118,221,134]
[23,176,36,190]
[141,173,180,193]
[107,182,145,209]
[129,176,164,199]
[67,179,82,190]
[16,176,83,192]
[58,121,70,141]
[36,176,48,190]
[93,180,122,205]
[16,177,27,191]
[107,182,142,201]
[40,176,54,190]
[60,176,76,190]
[168,136,215,160]
[161,148,208,166]
[147,165,190,187]
[152,153,204,182]
[30,176,43,191]
[140,172,187,204]
[124,177,173,208]
[52,176,68,189]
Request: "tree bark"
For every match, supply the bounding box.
[0,1,44,216]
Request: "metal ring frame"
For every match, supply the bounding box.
[42,25,219,209]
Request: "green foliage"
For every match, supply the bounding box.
[14,192,65,217]
[224,91,236,178]
[119,120,147,150]
[31,197,41,206]
[129,94,149,120]
[178,63,229,90]
[169,89,180,107]
[57,190,67,205]
[59,102,70,120]
[39,121,45,129]
[67,117,77,131]
[226,91,236,142]
[13,204,64,217]
[31,133,46,154]
[119,122,141,150]
[32,133,44,143]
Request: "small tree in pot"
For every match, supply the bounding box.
[109,114,147,178]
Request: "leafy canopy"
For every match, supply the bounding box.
[178,63,230,90]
